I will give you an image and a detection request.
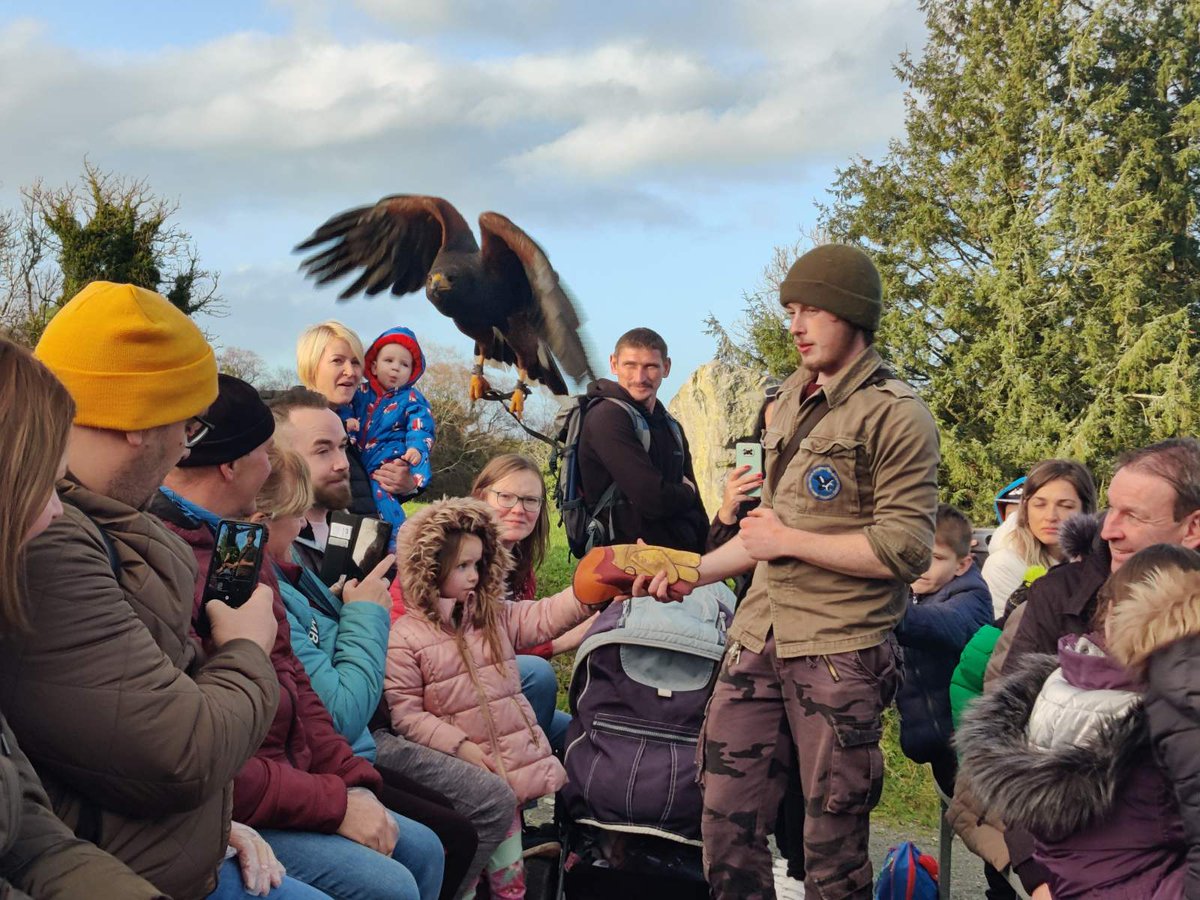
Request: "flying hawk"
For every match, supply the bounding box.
[296,194,596,416]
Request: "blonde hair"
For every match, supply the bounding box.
[255,447,314,519]
[295,320,365,391]
[470,454,548,596]
[0,339,75,632]
[1105,545,1200,673]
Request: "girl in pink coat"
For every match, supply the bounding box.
[385,497,591,899]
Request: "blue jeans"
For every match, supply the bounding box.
[517,654,570,754]
[206,857,331,899]
[259,811,443,900]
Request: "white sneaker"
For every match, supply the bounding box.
[773,856,806,900]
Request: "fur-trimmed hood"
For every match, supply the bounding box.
[957,652,1148,842]
[1059,512,1103,562]
[1107,566,1200,673]
[396,497,513,625]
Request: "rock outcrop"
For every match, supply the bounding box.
[668,360,770,519]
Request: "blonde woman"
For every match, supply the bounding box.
[295,321,416,515]
[982,459,1097,617]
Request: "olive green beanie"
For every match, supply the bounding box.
[778,244,882,332]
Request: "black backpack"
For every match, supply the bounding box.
[550,395,683,559]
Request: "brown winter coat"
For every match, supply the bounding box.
[0,711,165,899]
[386,499,590,804]
[0,479,278,900]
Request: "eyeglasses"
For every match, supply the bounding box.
[184,415,214,449]
[488,489,543,512]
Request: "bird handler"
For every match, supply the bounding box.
[643,245,940,900]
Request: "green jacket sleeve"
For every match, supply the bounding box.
[948,624,1001,729]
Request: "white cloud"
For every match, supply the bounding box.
[0,2,922,222]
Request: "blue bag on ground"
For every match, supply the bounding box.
[875,840,938,899]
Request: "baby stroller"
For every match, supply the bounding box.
[550,582,737,900]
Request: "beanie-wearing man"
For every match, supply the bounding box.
[668,247,939,899]
[157,376,443,900]
[0,282,287,900]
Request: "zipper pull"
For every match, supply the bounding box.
[0,731,10,756]
[823,656,841,683]
[728,641,742,668]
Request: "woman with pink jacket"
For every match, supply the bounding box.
[385,498,591,899]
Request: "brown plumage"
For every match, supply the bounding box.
[296,194,596,396]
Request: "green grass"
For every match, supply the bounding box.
[413,502,940,829]
[877,708,941,829]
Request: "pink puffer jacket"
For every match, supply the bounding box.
[384,498,590,803]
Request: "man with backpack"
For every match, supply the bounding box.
[646,246,940,900]
[575,327,709,553]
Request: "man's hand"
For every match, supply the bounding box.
[455,740,495,772]
[207,584,276,654]
[342,554,396,609]
[739,507,793,561]
[336,787,398,856]
[373,460,416,496]
[227,821,285,896]
[629,572,692,603]
[1030,885,1054,900]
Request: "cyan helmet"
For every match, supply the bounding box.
[994,476,1026,524]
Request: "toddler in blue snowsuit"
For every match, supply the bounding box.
[340,326,435,538]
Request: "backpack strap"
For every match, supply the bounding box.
[595,397,653,453]
[767,366,895,495]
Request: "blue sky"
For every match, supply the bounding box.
[0,0,925,402]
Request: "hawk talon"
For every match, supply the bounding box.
[469,371,491,402]
[510,384,527,420]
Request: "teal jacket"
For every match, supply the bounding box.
[275,558,389,761]
[948,624,1001,730]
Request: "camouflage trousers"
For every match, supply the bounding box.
[699,632,900,900]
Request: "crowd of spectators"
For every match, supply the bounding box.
[3,262,1199,900]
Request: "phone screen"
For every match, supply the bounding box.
[351,518,391,579]
[735,441,765,499]
[203,520,267,609]
[320,513,394,586]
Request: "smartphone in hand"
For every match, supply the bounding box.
[203,520,268,609]
[735,441,765,499]
[319,512,393,587]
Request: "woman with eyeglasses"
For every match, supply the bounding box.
[469,455,594,759]
[0,338,166,898]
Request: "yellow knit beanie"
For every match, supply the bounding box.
[35,281,218,431]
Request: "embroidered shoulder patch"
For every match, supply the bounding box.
[806,464,841,501]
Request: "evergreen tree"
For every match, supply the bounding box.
[1,163,223,345]
[812,0,1200,518]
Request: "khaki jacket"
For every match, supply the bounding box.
[729,347,939,657]
[0,712,165,899]
[0,480,278,900]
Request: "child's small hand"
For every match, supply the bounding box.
[345,417,360,433]
[401,447,422,466]
[455,740,495,772]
